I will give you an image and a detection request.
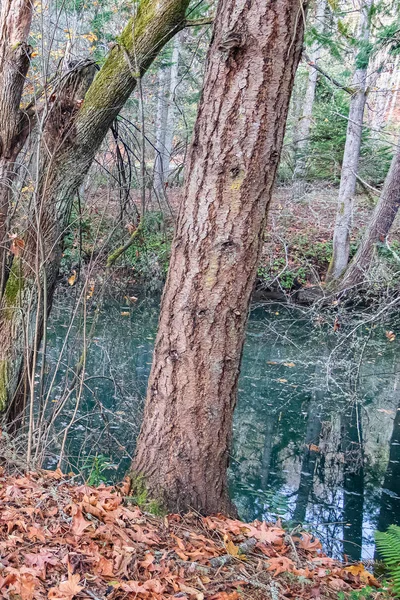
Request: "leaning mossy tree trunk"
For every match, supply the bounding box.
[0,0,192,416]
[0,0,34,294]
[132,0,308,515]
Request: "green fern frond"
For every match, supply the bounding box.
[375,525,400,597]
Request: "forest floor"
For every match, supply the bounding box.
[0,469,391,600]
[72,182,400,296]
[259,184,400,293]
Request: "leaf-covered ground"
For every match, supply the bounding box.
[0,469,387,599]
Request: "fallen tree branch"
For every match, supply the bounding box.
[106,225,142,268]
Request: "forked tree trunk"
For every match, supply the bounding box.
[0,0,191,413]
[292,0,327,198]
[339,134,400,290]
[0,0,33,293]
[132,0,307,514]
[327,0,372,282]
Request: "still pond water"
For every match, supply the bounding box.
[45,291,400,561]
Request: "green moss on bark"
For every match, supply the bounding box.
[81,0,183,112]
[4,258,23,310]
[0,361,8,412]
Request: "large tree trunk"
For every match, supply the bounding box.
[339,134,400,290]
[0,0,191,414]
[0,0,33,293]
[327,0,372,282]
[292,0,327,199]
[132,0,307,515]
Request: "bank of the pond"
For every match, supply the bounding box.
[63,184,400,297]
[0,469,391,600]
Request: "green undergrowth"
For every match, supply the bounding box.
[257,236,337,291]
[124,211,172,284]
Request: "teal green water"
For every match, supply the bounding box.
[45,293,400,561]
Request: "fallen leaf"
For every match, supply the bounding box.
[244,522,284,546]
[180,582,205,599]
[343,563,379,586]
[51,573,83,599]
[68,270,77,286]
[267,556,295,575]
[9,236,25,257]
[225,538,240,557]
[71,507,91,536]
[293,532,322,552]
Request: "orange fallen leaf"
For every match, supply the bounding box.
[343,563,379,587]
[68,270,77,286]
[179,582,205,599]
[267,556,295,576]
[293,532,322,552]
[71,506,91,536]
[50,573,83,599]
[244,522,284,546]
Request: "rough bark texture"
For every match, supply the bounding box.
[340,134,400,290]
[0,0,191,413]
[132,0,307,515]
[327,0,372,282]
[0,61,98,415]
[292,0,326,198]
[0,0,33,293]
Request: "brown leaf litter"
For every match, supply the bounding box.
[0,469,386,599]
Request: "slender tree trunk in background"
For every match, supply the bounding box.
[387,63,400,123]
[292,0,327,199]
[0,0,191,414]
[327,0,372,282]
[153,66,171,195]
[0,0,33,294]
[165,34,181,178]
[132,0,307,515]
[340,134,400,290]
[153,35,181,196]
[370,56,393,138]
